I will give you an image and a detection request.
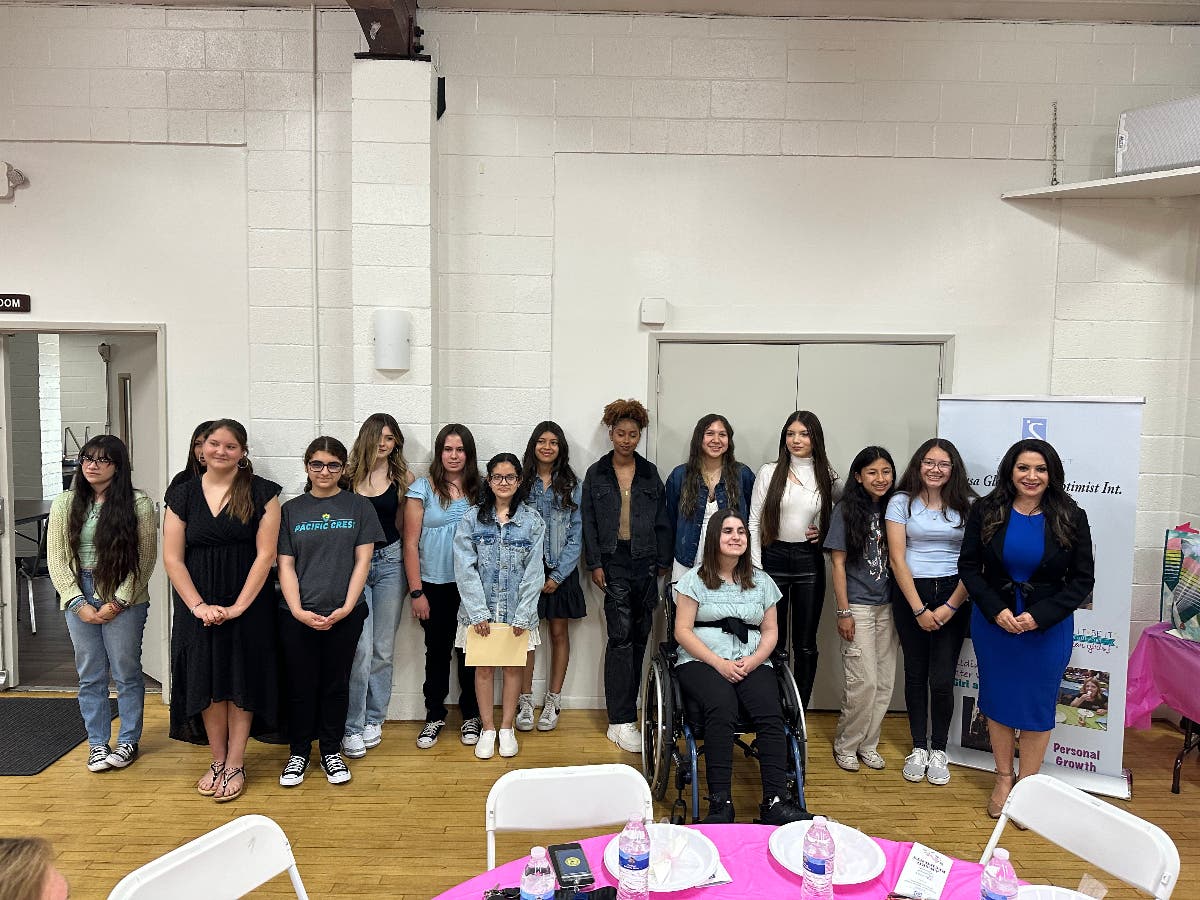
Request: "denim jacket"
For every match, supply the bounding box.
[527,477,583,583]
[453,503,546,630]
[664,463,756,568]
[581,451,672,570]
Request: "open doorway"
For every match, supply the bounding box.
[0,328,168,697]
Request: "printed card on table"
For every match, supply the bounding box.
[892,842,953,900]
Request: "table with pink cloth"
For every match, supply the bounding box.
[1126,621,1200,793]
[435,823,990,899]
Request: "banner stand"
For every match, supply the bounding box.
[939,395,1143,800]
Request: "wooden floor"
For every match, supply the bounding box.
[0,698,1193,899]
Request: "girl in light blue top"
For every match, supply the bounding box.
[517,421,584,733]
[403,424,483,750]
[453,453,546,761]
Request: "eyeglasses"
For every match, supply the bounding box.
[921,460,952,471]
[489,473,519,485]
[79,454,114,467]
[307,461,344,473]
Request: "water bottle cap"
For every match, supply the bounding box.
[992,848,1009,861]
[531,846,548,859]
[812,815,828,824]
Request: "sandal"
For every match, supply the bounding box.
[196,761,225,797]
[987,770,1015,818]
[214,766,245,803]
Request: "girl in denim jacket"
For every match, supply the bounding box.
[453,453,547,760]
[517,421,584,733]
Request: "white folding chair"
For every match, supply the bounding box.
[485,763,654,869]
[107,814,309,900]
[980,773,1179,899]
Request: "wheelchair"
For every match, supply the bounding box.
[640,582,808,823]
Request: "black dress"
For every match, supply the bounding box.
[167,475,283,744]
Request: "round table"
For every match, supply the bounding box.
[435,823,991,899]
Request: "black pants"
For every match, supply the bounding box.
[602,542,658,724]
[892,576,970,752]
[418,581,479,723]
[278,602,367,758]
[761,540,824,709]
[677,661,789,800]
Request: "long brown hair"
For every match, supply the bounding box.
[68,435,140,602]
[978,438,1077,547]
[697,509,755,591]
[203,419,257,524]
[894,437,976,526]
[345,412,409,492]
[760,411,837,546]
[679,414,745,518]
[520,421,578,510]
[429,424,480,508]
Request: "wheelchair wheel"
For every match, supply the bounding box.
[641,652,674,800]
[776,661,808,787]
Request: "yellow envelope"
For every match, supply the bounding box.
[465,623,529,667]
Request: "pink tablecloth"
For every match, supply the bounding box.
[1126,622,1200,729]
[435,823,989,899]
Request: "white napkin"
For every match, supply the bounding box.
[650,827,690,885]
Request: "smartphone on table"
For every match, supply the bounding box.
[547,842,595,890]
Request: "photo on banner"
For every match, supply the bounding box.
[938,396,1143,799]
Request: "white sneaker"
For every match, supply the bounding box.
[858,749,886,770]
[537,693,561,731]
[926,749,951,785]
[607,722,642,754]
[903,747,929,782]
[833,752,860,772]
[498,728,519,757]
[515,694,535,732]
[475,729,497,760]
[363,723,383,749]
[342,733,366,759]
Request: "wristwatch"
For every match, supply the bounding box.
[409,589,424,599]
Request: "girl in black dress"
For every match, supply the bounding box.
[164,419,281,802]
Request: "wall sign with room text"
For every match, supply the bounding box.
[0,294,30,312]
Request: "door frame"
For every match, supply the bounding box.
[0,321,169,698]
[647,331,955,465]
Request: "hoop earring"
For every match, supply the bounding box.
[237,457,249,470]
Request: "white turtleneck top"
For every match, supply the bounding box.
[747,456,823,569]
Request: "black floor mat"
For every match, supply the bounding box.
[0,696,118,776]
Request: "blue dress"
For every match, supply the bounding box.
[972,511,1073,731]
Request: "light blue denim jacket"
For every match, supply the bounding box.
[527,478,583,583]
[453,503,546,630]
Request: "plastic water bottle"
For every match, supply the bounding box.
[980,847,1019,900]
[520,846,555,900]
[616,816,651,900]
[800,815,836,900]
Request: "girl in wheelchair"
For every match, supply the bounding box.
[673,509,813,825]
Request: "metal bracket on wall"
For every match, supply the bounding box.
[346,0,429,61]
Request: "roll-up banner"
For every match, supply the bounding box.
[939,396,1143,799]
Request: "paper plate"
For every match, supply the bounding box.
[1018,886,1093,900]
[603,824,720,893]
[1055,710,1068,723]
[769,820,886,886]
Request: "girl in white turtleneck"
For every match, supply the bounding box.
[748,411,838,708]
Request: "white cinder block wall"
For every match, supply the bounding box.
[1,5,1198,700]
[57,333,109,445]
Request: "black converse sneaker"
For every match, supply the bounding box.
[279,755,308,787]
[87,745,112,772]
[321,753,351,785]
[416,720,445,749]
[105,743,138,769]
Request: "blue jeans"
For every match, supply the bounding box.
[64,571,148,747]
[345,541,405,736]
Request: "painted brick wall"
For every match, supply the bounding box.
[57,332,108,445]
[2,5,1198,644]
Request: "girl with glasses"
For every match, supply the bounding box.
[49,435,157,774]
[165,419,281,801]
[747,410,839,709]
[276,437,383,788]
[885,438,976,787]
[516,421,584,733]
[405,424,483,750]
[341,413,416,760]
[453,453,546,759]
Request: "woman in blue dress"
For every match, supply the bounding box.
[959,438,1094,818]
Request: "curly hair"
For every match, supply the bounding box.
[67,435,140,603]
[601,398,650,430]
